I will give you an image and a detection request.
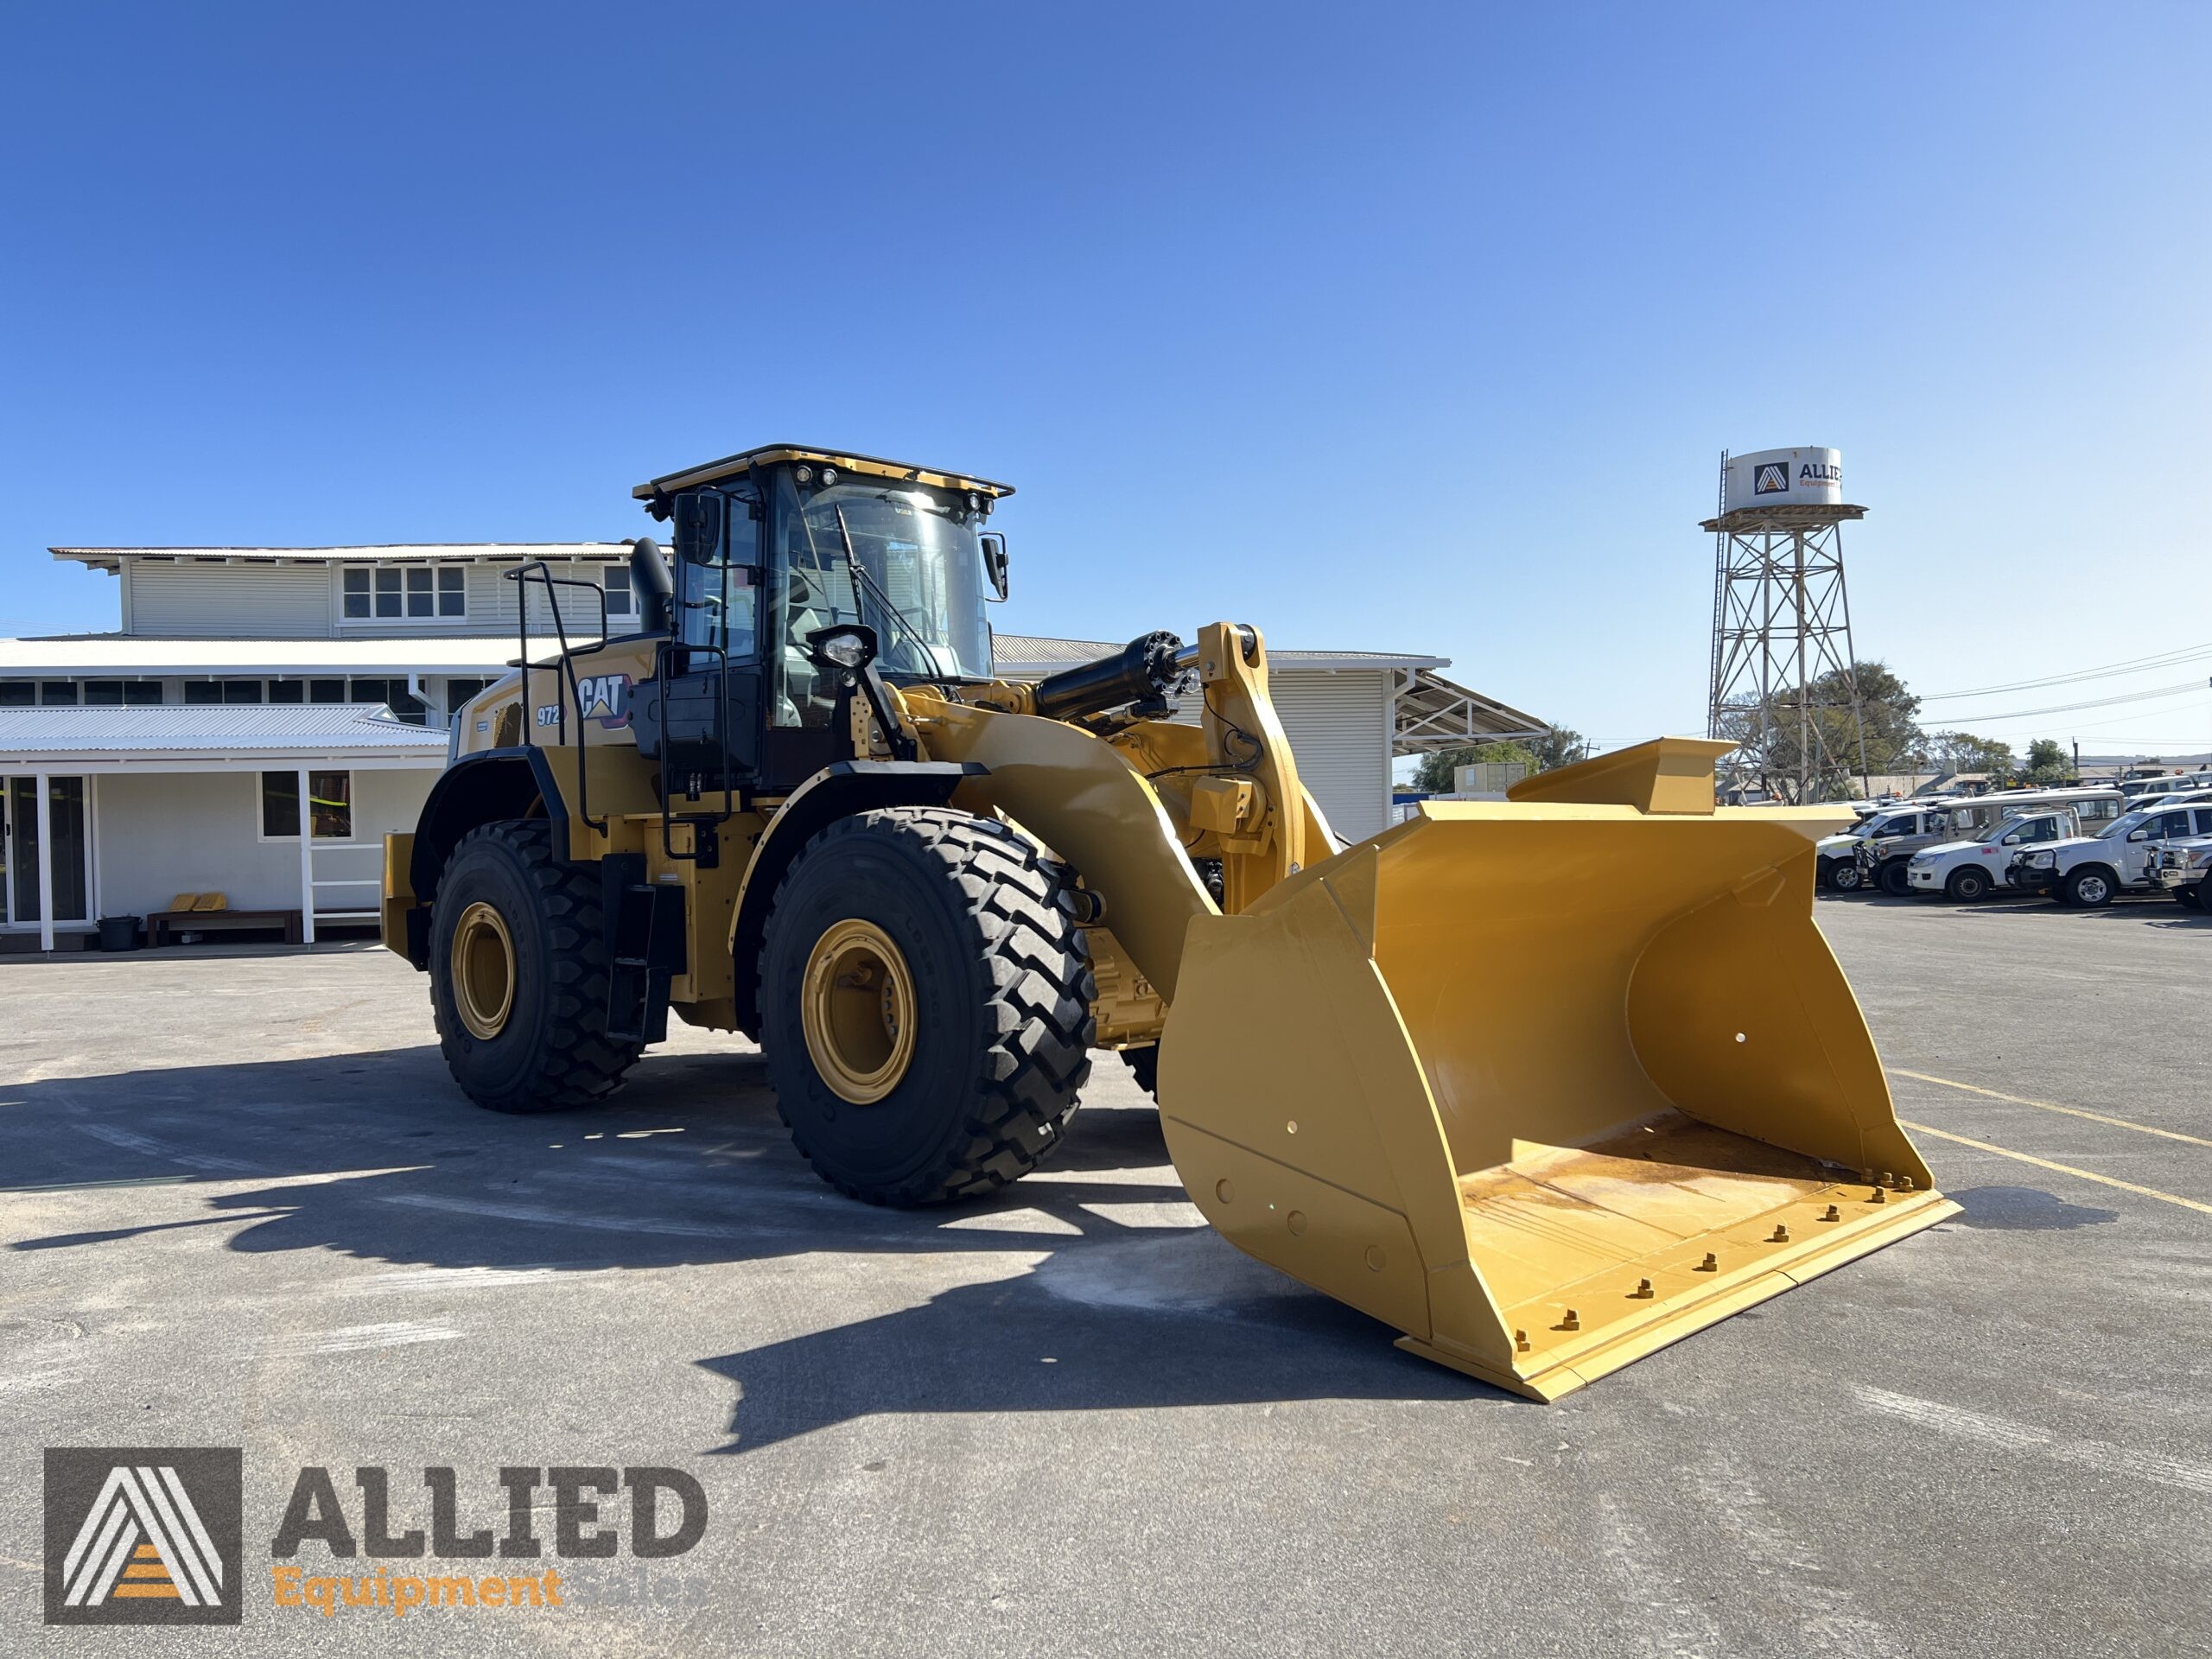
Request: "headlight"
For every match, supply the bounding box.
[2025,851,2056,868]
[804,625,878,671]
[2192,849,2212,868]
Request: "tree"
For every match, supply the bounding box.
[1526,726,1592,770]
[1410,728,1587,794]
[1715,660,1920,801]
[1923,730,2017,779]
[2024,737,2073,785]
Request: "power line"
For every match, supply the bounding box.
[1929,678,2210,726]
[1920,641,2212,700]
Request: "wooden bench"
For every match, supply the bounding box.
[145,909,304,947]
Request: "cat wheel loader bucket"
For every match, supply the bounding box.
[1157,738,1958,1400]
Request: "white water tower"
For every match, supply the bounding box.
[1703,447,1871,802]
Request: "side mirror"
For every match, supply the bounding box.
[674,493,724,564]
[980,532,1009,601]
[2129,828,2150,841]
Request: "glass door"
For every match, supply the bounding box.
[5,776,92,925]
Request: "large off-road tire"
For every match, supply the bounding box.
[429,819,642,1113]
[760,807,1096,1206]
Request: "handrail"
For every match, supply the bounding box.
[508,562,611,835]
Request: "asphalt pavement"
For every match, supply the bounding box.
[2,890,2207,1656]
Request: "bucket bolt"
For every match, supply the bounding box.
[1630,1278,1654,1300]
[1768,1224,1790,1243]
[1821,1205,1840,1222]
[1897,1175,1916,1192]
[1695,1252,1719,1273]
[1514,1329,1530,1353]
[1869,1186,1887,1205]
[1557,1309,1580,1332]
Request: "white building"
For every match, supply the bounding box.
[0,546,1541,950]
[0,543,635,950]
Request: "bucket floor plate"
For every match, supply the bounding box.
[1445,1111,1954,1396]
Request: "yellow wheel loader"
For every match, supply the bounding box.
[381,443,1956,1399]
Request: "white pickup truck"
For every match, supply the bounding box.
[1904,808,2079,901]
[2152,836,2212,909]
[1839,804,1955,895]
[2010,798,2212,907]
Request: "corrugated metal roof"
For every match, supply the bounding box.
[0,704,445,757]
[0,634,533,676]
[53,543,629,573]
[1394,670,1548,749]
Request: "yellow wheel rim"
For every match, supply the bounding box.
[801,919,917,1105]
[451,900,517,1040]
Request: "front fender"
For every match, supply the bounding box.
[725,760,984,1034]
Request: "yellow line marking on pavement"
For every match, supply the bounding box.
[1900,1121,2212,1217]
[1891,1069,2212,1147]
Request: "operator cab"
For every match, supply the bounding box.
[630,446,1012,796]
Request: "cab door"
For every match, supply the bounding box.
[648,489,765,795]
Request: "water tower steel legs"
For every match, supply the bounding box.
[1706,519,1870,803]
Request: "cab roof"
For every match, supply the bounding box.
[632,445,1014,503]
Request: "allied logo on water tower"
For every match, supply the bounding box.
[1752,461,1789,495]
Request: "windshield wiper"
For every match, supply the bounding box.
[833,505,941,677]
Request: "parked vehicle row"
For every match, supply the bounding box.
[1843,786,2123,899]
[1818,782,2212,912]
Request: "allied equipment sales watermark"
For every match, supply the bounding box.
[44,1449,244,1626]
[45,1451,708,1626]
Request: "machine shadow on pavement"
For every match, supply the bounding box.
[2,1045,1483,1451]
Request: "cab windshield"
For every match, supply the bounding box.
[780,479,994,683]
[2098,811,2152,840]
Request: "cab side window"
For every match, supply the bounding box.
[2162,810,2196,839]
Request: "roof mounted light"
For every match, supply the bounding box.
[793,464,815,485]
[820,467,839,487]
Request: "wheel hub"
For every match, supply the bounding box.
[801,919,918,1105]
[451,900,517,1040]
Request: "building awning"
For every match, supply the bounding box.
[0,634,528,678]
[0,705,446,771]
[1391,669,1548,752]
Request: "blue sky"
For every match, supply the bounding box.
[4,3,2208,760]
